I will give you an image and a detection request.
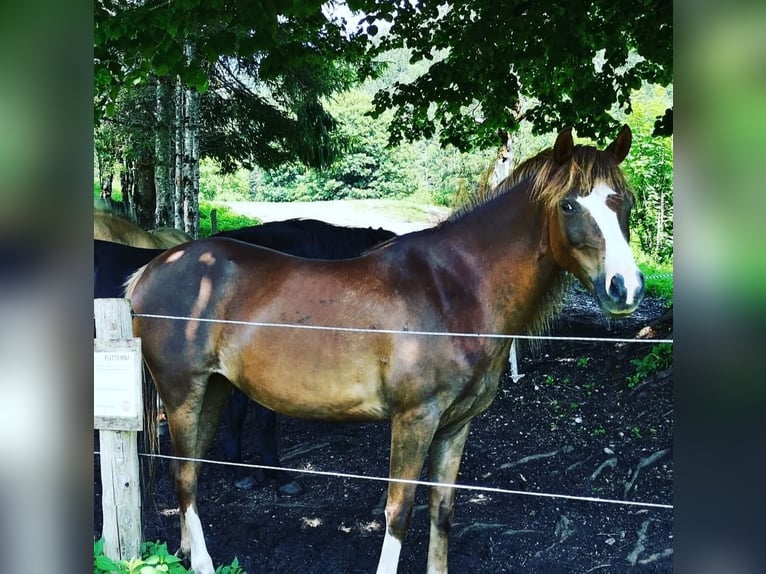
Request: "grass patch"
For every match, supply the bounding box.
[636,252,673,304]
[199,201,260,237]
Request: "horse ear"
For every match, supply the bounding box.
[606,124,632,164]
[553,128,574,164]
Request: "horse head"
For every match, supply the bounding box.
[544,125,645,316]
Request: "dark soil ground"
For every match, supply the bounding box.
[95,287,673,574]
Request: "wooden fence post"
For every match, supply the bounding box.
[210,208,218,235]
[94,298,143,562]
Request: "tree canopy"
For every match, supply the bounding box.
[96,0,672,158]
[95,0,378,169]
[350,0,672,149]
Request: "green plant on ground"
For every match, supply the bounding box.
[576,357,590,368]
[625,343,673,389]
[94,539,245,574]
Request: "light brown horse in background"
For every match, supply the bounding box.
[94,201,192,248]
[149,226,194,247]
[125,126,643,574]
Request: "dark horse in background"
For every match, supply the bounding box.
[95,219,395,494]
[126,126,644,574]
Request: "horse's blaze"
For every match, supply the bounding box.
[577,182,644,313]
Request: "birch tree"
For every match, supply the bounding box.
[95,0,373,228]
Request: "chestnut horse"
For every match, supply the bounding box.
[126,126,644,574]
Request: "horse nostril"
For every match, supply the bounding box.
[608,274,627,301]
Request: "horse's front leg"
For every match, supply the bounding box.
[376,412,439,574]
[426,421,472,574]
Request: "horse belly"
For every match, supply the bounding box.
[221,331,389,422]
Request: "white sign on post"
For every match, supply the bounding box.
[94,338,143,431]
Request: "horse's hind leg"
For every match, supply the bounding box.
[164,374,231,574]
[425,421,472,574]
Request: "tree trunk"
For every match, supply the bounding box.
[183,84,200,238]
[120,158,135,214]
[174,78,185,232]
[99,172,114,199]
[181,43,201,239]
[133,151,156,229]
[96,145,114,199]
[154,76,174,229]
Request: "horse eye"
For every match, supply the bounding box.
[560,200,578,214]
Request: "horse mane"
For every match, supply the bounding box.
[449,140,634,220]
[506,142,634,209]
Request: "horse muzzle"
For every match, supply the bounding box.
[594,270,645,316]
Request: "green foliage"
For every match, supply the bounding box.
[199,159,251,202]
[621,86,674,264]
[638,257,674,303]
[95,0,378,169]
[248,91,423,202]
[93,539,208,574]
[356,0,672,148]
[198,201,260,238]
[94,538,120,574]
[243,85,548,207]
[626,343,673,389]
[94,539,245,574]
[215,557,245,574]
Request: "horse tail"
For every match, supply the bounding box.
[122,263,161,493]
[123,263,148,300]
[140,363,160,495]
